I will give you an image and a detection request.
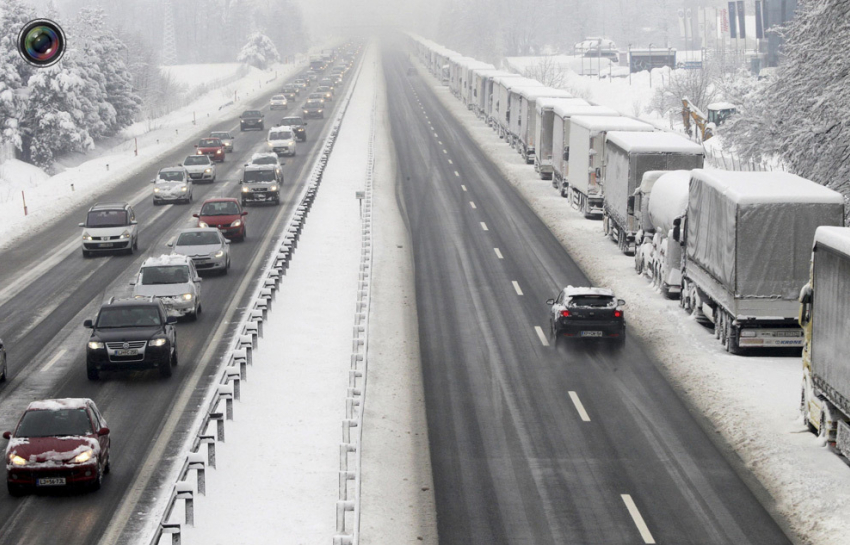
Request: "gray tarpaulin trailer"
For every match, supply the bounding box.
[603,131,704,254]
[680,170,844,353]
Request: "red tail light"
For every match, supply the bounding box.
[560,310,570,317]
[614,310,622,318]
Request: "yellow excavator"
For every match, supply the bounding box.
[682,97,736,142]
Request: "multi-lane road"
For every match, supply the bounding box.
[0,58,359,544]
[383,43,793,544]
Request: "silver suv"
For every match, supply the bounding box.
[79,203,139,257]
[131,255,202,320]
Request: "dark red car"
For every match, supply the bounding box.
[195,137,226,162]
[3,398,110,495]
[193,198,248,241]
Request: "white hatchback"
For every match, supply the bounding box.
[267,127,296,157]
[131,255,202,320]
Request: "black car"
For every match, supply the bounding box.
[84,298,178,380]
[278,116,307,141]
[547,286,626,346]
[240,110,264,131]
[303,99,324,119]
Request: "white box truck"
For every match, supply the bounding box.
[534,98,594,180]
[678,170,844,353]
[460,60,495,107]
[567,116,653,217]
[800,227,850,455]
[603,131,704,254]
[493,76,542,139]
[471,70,517,120]
[512,88,576,164]
[550,104,618,188]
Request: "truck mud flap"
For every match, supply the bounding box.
[837,420,850,459]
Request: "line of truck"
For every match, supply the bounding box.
[408,33,850,456]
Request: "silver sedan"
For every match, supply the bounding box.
[168,228,231,275]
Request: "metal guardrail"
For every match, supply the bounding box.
[147,50,368,545]
[332,87,377,545]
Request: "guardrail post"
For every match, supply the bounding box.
[250,310,264,337]
[238,335,254,362]
[200,435,216,468]
[161,522,181,545]
[342,419,358,444]
[338,470,355,500]
[218,385,234,420]
[340,443,356,472]
[209,412,225,442]
[175,481,194,526]
[336,500,355,533]
[187,452,206,495]
[333,536,353,545]
[225,366,241,400]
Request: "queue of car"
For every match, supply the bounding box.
[2,43,361,497]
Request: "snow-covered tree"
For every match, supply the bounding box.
[0,0,36,151]
[237,32,280,69]
[721,0,850,201]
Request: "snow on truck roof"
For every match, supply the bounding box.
[570,115,654,132]
[690,170,845,205]
[814,226,850,257]
[494,76,543,89]
[647,170,692,232]
[536,97,589,113]
[606,131,704,154]
[551,103,617,118]
[516,87,574,100]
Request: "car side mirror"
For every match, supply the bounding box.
[97,427,110,436]
[150,179,156,184]
[618,299,626,306]
[238,180,243,184]
[166,241,173,247]
[166,317,178,325]
[242,211,248,216]
[78,222,85,227]
[131,220,138,225]
[2,431,10,440]
[194,144,198,148]
[177,163,182,167]
[225,240,231,244]
[546,299,555,306]
[83,319,93,328]
[129,281,136,286]
[192,213,200,218]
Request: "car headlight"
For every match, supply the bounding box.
[9,454,27,467]
[153,187,160,193]
[205,168,212,173]
[213,250,224,258]
[120,230,131,239]
[303,110,308,114]
[267,142,273,147]
[182,293,194,301]
[318,109,323,113]
[181,186,188,192]
[242,186,249,193]
[196,150,203,154]
[150,338,168,347]
[231,219,242,228]
[71,449,94,464]
[88,341,105,350]
[216,149,223,154]
[198,221,209,228]
[82,232,93,241]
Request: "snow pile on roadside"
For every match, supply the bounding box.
[177,46,377,544]
[0,62,302,253]
[420,70,850,545]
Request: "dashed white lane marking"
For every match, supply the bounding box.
[461,185,467,191]
[622,495,656,544]
[433,133,438,137]
[442,149,448,154]
[42,349,67,372]
[535,326,550,346]
[568,391,591,421]
[454,170,460,177]
[494,248,504,259]
[470,201,476,209]
[438,140,443,145]
[480,222,488,231]
[512,281,523,295]
[448,159,453,164]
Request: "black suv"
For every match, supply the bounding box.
[278,116,307,141]
[84,298,178,380]
[240,110,264,131]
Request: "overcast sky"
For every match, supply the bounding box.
[295,0,438,41]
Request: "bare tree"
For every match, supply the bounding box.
[522,57,567,88]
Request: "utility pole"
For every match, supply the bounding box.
[160,0,177,66]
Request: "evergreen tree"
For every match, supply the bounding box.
[237,32,280,70]
[0,0,36,151]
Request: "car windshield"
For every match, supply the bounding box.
[242,111,262,118]
[86,210,127,227]
[177,231,220,246]
[183,156,208,166]
[245,170,277,183]
[158,170,184,181]
[280,117,302,126]
[272,95,286,100]
[210,132,230,139]
[309,94,323,100]
[201,201,240,216]
[199,139,220,147]
[252,156,277,165]
[16,409,92,438]
[177,231,221,246]
[307,100,322,106]
[96,306,162,328]
[270,130,292,140]
[569,295,615,308]
[140,265,190,285]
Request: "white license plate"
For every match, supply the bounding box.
[580,331,603,337]
[99,243,113,248]
[114,349,138,356]
[37,477,66,487]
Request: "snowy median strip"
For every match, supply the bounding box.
[144,48,369,545]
